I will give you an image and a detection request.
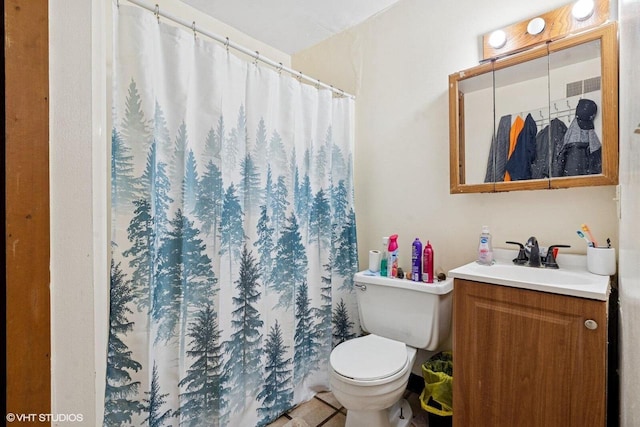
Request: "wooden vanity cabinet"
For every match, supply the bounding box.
[453,279,607,427]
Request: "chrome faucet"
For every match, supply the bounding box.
[526,236,541,267]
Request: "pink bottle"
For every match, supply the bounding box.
[423,241,434,283]
[388,234,399,278]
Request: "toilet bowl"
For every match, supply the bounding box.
[330,334,417,427]
[329,272,454,427]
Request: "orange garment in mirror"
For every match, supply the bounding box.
[504,115,524,182]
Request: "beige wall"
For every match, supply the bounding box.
[293,0,619,274]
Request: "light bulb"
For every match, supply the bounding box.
[488,30,507,49]
[572,0,595,21]
[527,17,546,35]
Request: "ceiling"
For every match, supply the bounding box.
[181,0,402,54]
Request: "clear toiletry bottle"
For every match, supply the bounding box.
[477,226,494,265]
[380,236,389,277]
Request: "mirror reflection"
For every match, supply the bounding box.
[548,39,602,179]
[458,69,493,186]
[491,54,549,183]
[449,23,616,194]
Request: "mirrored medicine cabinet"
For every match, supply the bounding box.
[449,23,618,193]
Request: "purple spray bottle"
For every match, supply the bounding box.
[411,238,423,282]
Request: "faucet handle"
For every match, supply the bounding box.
[506,241,528,265]
[524,237,542,267]
[544,244,571,269]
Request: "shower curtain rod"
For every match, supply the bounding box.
[125,0,355,99]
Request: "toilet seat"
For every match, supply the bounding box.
[330,334,408,381]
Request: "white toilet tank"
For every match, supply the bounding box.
[353,272,453,351]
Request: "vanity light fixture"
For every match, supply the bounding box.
[488,30,507,49]
[572,0,595,21]
[527,17,546,35]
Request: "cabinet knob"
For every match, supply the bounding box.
[584,319,598,330]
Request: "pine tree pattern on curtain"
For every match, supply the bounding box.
[105,5,359,427]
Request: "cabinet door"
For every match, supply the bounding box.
[449,23,618,194]
[453,279,606,427]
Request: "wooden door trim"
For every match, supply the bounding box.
[5,0,51,420]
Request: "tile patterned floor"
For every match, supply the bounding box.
[266,389,429,427]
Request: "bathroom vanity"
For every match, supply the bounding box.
[449,257,610,426]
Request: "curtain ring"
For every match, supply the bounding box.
[315,79,321,90]
[192,21,197,39]
[277,62,283,75]
[154,4,160,23]
[224,37,230,52]
[253,51,260,66]
[296,71,303,82]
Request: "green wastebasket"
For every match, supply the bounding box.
[419,351,453,427]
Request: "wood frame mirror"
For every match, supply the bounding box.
[449,23,618,194]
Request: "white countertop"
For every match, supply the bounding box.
[448,249,610,301]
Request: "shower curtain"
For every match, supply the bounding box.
[105,5,359,426]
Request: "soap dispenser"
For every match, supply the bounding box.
[477,226,494,265]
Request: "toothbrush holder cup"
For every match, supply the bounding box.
[587,246,616,276]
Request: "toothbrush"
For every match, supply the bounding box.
[577,230,593,247]
[580,224,598,247]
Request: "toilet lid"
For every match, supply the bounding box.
[330,334,407,381]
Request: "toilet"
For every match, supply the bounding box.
[329,272,453,427]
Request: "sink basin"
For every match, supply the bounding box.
[449,251,610,300]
